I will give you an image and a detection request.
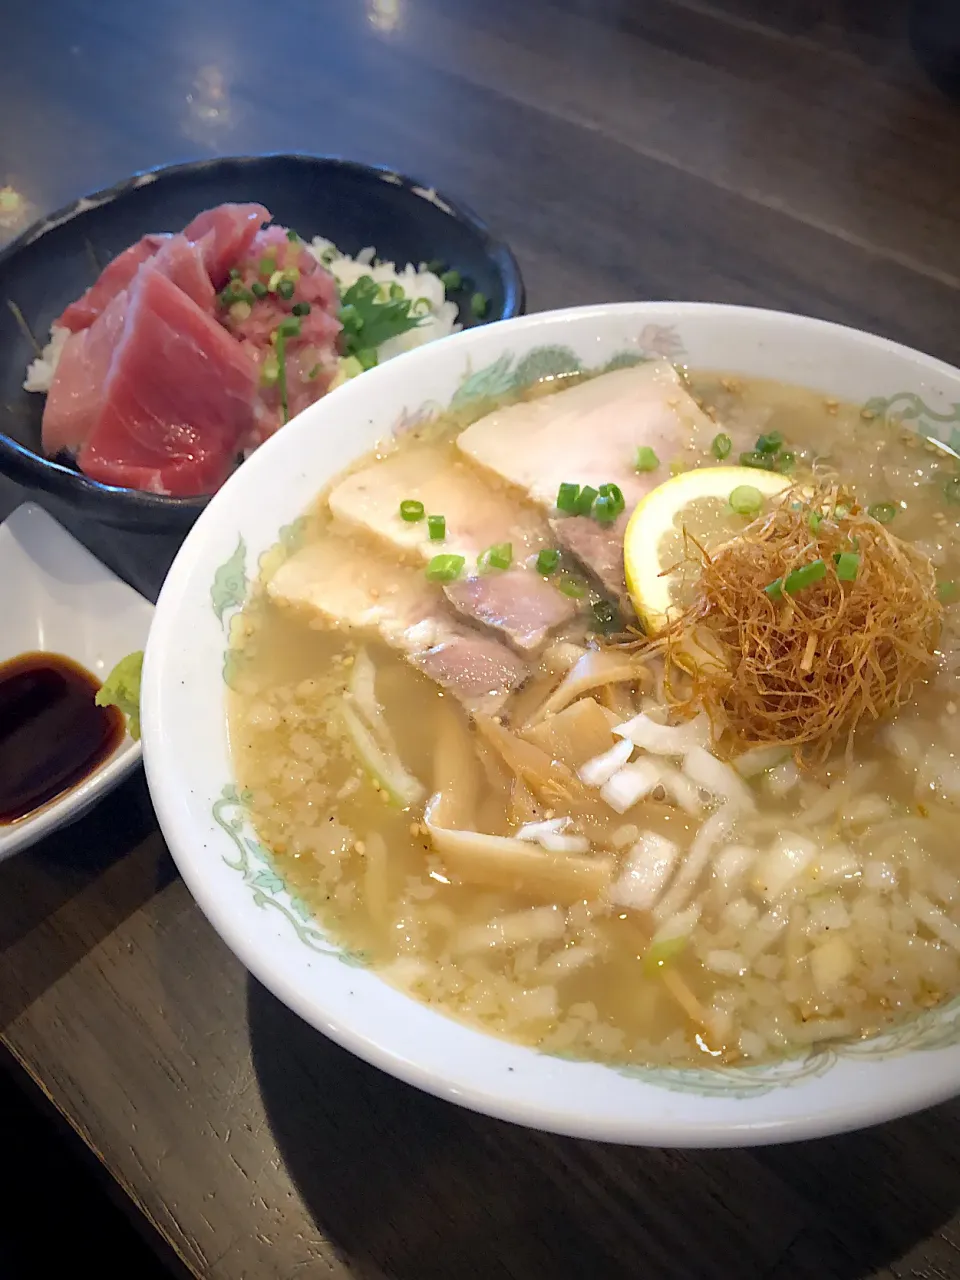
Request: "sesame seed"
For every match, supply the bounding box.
[354,840,366,855]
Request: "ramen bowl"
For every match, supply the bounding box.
[141,302,960,1146]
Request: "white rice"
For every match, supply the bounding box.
[24,325,69,394]
[22,238,462,396]
[309,238,461,363]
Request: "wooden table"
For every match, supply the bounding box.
[3,1,960,1276]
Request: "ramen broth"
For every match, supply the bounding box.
[228,369,960,1067]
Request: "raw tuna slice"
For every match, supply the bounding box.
[151,234,216,313]
[183,203,270,287]
[75,267,259,496]
[42,289,130,455]
[56,234,169,332]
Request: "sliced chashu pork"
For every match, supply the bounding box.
[456,361,717,600]
[267,535,528,716]
[327,442,575,650]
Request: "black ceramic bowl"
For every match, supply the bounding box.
[0,155,525,533]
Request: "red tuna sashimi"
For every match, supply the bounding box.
[75,267,259,496]
[42,237,213,455]
[56,234,170,332]
[42,289,130,455]
[150,234,216,313]
[183,203,270,287]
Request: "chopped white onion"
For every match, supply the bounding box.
[752,833,818,901]
[600,759,662,813]
[766,760,800,798]
[840,794,892,827]
[609,831,679,911]
[810,843,860,888]
[807,895,851,933]
[612,712,709,756]
[578,737,634,787]
[651,901,701,945]
[657,764,703,816]
[705,949,749,977]
[810,935,856,991]
[515,818,572,840]
[910,891,960,951]
[862,859,897,892]
[683,746,757,813]
[655,807,734,920]
[713,843,756,891]
[734,744,790,779]
[514,819,591,855]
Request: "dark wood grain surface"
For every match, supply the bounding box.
[2,1,960,1276]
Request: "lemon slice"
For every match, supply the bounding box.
[624,466,792,633]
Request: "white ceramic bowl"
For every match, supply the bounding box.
[142,303,960,1147]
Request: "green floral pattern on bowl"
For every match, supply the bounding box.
[205,332,960,1099]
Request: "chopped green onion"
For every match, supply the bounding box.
[557,574,586,599]
[945,477,960,505]
[669,460,688,477]
[285,228,299,242]
[635,446,660,472]
[809,510,823,533]
[356,348,378,371]
[643,934,688,975]
[590,600,620,634]
[575,484,599,516]
[276,331,290,423]
[556,483,580,514]
[427,514,446,541]
[260,356,279,387]
[594,495,619,523]
[388,282,404,301]
[259,256,276,277]
[729,484,763,516]
[439,269,461,291]
[765,558,827,600]
[470,292,488,319]
[835,551,860,581]
[306,363,321,381]
[739,450,775,470]
[268,269,284,291]
[229,267,241,280]
[833,503,850,521]
[868,502,897,524]
[756,431,783,454]
[277,279,296,300]
[536,548,560,575]
[711,433,732,460]
[594,482,625,524]
[229,300,252,322]
[292,301,311,316]
[426,554,465,582]
[251,280,268,299]
[277,315,301,339]
[399,500,425,522]
[937,580,959,604]
[777,451,796,474]
[480,541,513,570]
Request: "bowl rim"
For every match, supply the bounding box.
[0,152,525,526]
[142,300,960,1146]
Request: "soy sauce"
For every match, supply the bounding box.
[0,652,125,824]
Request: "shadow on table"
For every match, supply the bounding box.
[249,979,960,1280]
[0,770,177,1027]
